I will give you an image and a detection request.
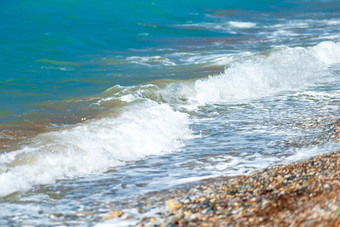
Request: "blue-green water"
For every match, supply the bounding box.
[0,0,340,225]
[1,0,337,124]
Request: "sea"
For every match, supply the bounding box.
[0,0,340,225]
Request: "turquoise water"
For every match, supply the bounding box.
[0,0,340,225]
[2,0,337,123]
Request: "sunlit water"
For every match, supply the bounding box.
[0,0,340,225]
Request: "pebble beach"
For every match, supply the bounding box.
[101,119,340,226]
[1,1,340,225]
[136,151,340,226]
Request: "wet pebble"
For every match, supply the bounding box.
[135,150,340,226]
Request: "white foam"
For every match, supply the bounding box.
[185,42,338,105]
[180,21,256,33]
[119,94,137,102]
[228,21,256,28]
[126,56,176,66]
[309,41,340,65]
[99,42,339,109]
[294,90,340,99]
[122,42,339,109]
[326,19,340,25]
[0,101,191,197]
[176,51,253,66]
[284,142,340,164]
[181,53,235,66]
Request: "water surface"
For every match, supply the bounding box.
[0,0,340,225]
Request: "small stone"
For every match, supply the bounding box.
[149,217,157,223]
[179,219,188,226]
[184,211,192,217]
[202,208,208,214]
[102,210,124,220]
[233,202,240,208]
[166,199,182,212]
[138,207,145,214]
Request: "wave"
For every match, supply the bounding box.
[0,101,191,196]
[0,41,339,197]
[191,41,339,104]
[100,41,339,107]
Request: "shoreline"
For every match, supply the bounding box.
[102,150,340,226]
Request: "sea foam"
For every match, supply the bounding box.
[190,41,339,105]
[98,42,340,108]
[309,41,340,65]
[0,101,190,196]
[228,21,256,28]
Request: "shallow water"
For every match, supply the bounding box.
[0,0,340,225]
